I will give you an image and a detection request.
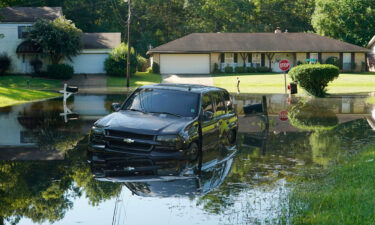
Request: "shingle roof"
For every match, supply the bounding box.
[148,33,370,54]
[82,33,121,49]
[0,7,63,22]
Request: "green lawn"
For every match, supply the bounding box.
[0,75,62,89]
[107,72,161,87]
[0,75,62,107]
[289,146,375,225]
[213,72,375,94]
[0,87,60,107]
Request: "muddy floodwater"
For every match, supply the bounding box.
[1,93,374,225]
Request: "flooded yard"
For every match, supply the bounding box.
[0,93,374,225]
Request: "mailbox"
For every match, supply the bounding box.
[66,86,79,93]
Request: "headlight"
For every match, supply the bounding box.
[156,135,183,149]
[91,126,105,135]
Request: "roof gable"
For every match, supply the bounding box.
[0,7,62,22]
[82,33,121,50]
[148,33,370,54]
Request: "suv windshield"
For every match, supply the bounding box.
[122,88,200,117]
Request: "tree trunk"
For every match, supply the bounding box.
[266,53,275,71]
[239,53,247,67]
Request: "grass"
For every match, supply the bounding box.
[106,72,161,87]
[0,75,62,107]
[0,75,62,89]
[288,146,375,225]
[0,87,60,107]
[213,72,375,94]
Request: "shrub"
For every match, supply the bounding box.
[257,66,271,73]
[351,62,357,71]
[213,63,220,73]
[47,64,74,79]
[325,56,340,67]
[146,67,153,73]
[152,62,160,74]
[246,67,257,73]
[0,53,11,75]
[296,60,304,65]
[104,43,138,76]
[137,55,148,72]
[30,58,43,74]
[288,64,339,97]
[224,66,233,73]
[235,66,245,73]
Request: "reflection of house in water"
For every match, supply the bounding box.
[0,95,113,160]
[233,95,372,133]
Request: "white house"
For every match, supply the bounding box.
[0,7,121,74]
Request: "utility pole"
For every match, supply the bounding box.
[126,0,131,88]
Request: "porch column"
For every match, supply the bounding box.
[261,53,265,67]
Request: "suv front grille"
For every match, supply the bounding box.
[105,129,155,152]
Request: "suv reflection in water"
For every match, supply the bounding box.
[90,144,237,197]
[89,84,238,160]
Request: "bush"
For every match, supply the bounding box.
[104,43,138,76]
[30,58,43,74]
[0,53,11,75]
[235,66,245,73]
[146,67,153,73]
[152,62,160,74]
[224,66,233,73]
[213,63,220,73]
[256,66,271,73]
[137,55,148,72]
[325,56,340,67]
[288,64,339,97]
[246,67,257,73]
[47,64,74,79]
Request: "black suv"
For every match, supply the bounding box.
[89,84,238,160]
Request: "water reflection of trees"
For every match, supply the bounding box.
[0,138,121,225]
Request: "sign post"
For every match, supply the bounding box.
[279,59,291,94]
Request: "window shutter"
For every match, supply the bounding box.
[234,53,238,63]
[220,53,224,63]
[248,53,252,63]
[261,53,265,67]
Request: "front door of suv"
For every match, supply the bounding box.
[201,92,220,150]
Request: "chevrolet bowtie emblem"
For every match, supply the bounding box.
[123,138,135,143]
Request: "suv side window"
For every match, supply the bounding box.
[223,91,233,112]
[213,91,226,116]
[202,92,214,121]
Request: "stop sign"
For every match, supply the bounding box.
[279,59,290,71]
[279,111,288,121]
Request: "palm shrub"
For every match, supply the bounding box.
[137,55,148,72]
[104,43,138,76]
[0,53,11,75]
[213,63,220,73]
[288,64,339,97]
[325,56,340,67]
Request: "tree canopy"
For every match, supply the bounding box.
[28,17,82,64]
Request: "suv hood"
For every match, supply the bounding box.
[94,111,193,135]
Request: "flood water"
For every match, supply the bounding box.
[1,93,375,225]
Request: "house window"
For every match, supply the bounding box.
[18,26,30,39]
[247,53,252,63]
[225,53,234,63]
[234,53,238,63]
[309,53,318,63]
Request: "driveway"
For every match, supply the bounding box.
[162,74,213,86]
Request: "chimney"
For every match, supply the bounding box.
[274,27,282,34]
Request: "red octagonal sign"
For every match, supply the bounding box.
[279,59,290,71]
[279,111,288,121]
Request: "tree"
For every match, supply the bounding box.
[28,17,82,64]
[312,0,375,47]
[104,43,138,76]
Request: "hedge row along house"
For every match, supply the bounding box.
[148,28,370,74]
[0,7,121,74]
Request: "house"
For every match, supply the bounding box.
[148,29,370,74]
[367,35,375,72]
[0,7,121,74]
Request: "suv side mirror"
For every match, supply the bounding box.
[202,111,214,121]
[112,103,121,112]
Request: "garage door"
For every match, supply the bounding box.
[70,53,108,74]
[160,54,210,74]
